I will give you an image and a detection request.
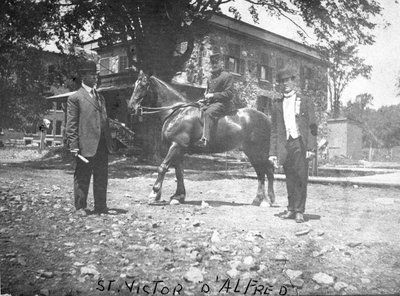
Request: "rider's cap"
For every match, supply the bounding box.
[78,60,97,74]
[210,53,222,63]
[277,65,297,82]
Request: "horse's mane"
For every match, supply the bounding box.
[150,76,188,103]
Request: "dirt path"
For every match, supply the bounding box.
[1,153,400,295]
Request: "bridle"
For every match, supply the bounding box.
[132,77,200,116]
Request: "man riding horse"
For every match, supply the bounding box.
[196,52,235,148]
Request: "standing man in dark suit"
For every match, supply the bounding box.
[269,65,318,223]
[66,60,114,217]
[196,52,234,148]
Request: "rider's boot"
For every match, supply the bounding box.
[195,113,214,148]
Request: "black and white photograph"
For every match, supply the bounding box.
[1,1,400,295]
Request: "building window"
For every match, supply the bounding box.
[109,56,119,74]
[99,58,111,75]
[300,66,314,90]
[47,101,54,110]
[225,56,240,73]
[259,65,273,82]
[224,43,241,74]
[46,120,53,135]
[228,43,240,57]
[119,56,129,72]
[56,101,63,111]
[55,120,62,136]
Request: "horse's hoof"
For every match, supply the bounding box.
[149,190,161,201]
[269,202,280,208]
[170,199,180,205]
[170,194,185,203]
[251,199,262,206]
[148,200,168,206]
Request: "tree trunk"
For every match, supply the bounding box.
[368,143,373,162]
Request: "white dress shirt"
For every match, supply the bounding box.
[282,90,300,140]
[82,82,95,98]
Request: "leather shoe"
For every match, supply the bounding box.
[295,212,305,223]
[75,208,87,217]
[280,211,295,219]
[94,208,109,215]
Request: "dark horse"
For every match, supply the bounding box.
[128,71,275,206]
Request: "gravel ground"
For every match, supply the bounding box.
[1,148,400,295]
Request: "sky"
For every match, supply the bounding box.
[220,1,400,109]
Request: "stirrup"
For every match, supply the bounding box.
[194,137,208,148]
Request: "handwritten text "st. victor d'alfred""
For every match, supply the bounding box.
[97,277,290,295]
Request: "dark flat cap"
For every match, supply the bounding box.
[210,53,222,62]
[277,65,297,81]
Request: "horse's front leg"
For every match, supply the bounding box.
[169,156,186,205]
[148,142,181,204]
[252,168,269,207]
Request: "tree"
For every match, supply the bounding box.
[369,105,400,149]
[344,96,400,150]
[0,0,67,130]
[317,42,372,118]
[57,0,383,83]
[343,93,379,148]
[343,93,373,122]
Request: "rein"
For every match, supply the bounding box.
[138,102,200,115]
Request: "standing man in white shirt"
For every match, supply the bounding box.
[269,65,318,223]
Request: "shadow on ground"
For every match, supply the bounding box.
[1,148,254,181]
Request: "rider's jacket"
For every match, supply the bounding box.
[206,69,234,110]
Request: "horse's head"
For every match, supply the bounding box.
[128,70,151,114]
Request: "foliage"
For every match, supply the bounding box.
[343,93,378,147]
[230,1,382,46]
[57,0,383,82]
[318,42,372,118]
[0,0,78,130]
[234,70,260,109]
[344,96,400,149]
[0,47,81,131]
[368,104,400,149]
[59,0,221,82]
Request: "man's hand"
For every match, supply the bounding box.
[306,150,316,160]
[205,93,214,99]
[268,156,278,169]
[70,148,79,157]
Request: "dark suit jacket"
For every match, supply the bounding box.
[66,87,113,157]
[207,70,234,110]
[270,93,318,163]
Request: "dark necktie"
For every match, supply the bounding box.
[91,89,101,107]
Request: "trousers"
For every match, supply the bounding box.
[74,134,108,211]
[282,136,308,213]
[202,102,226,141]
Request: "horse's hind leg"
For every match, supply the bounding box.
[148,142,182,204]
[243,146,272,207]
[266,161,276,204]
[169,154,186,204]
